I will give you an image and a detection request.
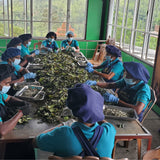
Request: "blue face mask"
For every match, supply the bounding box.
[68,37,73,42]
[26,41,31,47]
[124,77,136,85]
[13,58,21,65]
[1,85,11,93]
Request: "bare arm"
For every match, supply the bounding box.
[93,70,115,80]
[118,100,145,115]
[96,81,117,89]
[75,46,80,53]
[20,59,28,67]
[10,76,25,84]
[0,110,23,137]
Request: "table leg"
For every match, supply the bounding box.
[0,142,6,159]
[147,137,152,150]
[112,139,119,159]
[137,139,142,160]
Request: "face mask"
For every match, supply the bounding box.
[17,45,22,50]
[51,39,55,42]
[27,42,31,47]
[1,85,11,94]
[68,37,73,42]
[13,58,21,65]
[48,38,52,42]
[124,77,136,85]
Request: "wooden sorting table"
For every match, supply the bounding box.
[0,117,152,159]
[107,119,152,159]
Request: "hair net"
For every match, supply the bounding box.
[0,64,15,82]
[19,34,32,43]
[67,83,104,123]
[1,48,21,61]
[106,45,121,57]
[7,37,22,48]
[123,62,150,83]
[66,31,74,37]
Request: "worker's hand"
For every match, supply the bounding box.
[87,62,93,68]
[48,48,53,52]
[85,80,97,86]
[71,47,76,52]
[85,66,94,73]
[24,72,36,80]
[35,49,40,55]
[103,92,119,104]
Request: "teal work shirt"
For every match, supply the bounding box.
[0,92,9,122]
[116,79,151,111]
[42,40,59,51]
[0,61,21,75]
[36,122,116,158]
[21,44,31,58]
[100,58,124,81]
[61,39,79,48]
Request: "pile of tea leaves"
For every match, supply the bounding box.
[34,52,105,123]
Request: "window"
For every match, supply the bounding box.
[0,0,87,39]
[107,0,160,64]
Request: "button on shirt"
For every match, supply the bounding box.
[36,122,116,158]
[61,39,79,48]
[116,79,151,111]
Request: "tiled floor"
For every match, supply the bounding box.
[36,110,160,160]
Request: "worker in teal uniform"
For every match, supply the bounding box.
[7,37,33,66]
[0,64,29,137]
[86,45,124,82]
[41,32,59,53]
[18,33,40,60]
[61,31,80,52]
[86,62,151,122]
[1,48,36,85]
[33,83,116,158]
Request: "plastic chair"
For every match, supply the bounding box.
[89,36,115,65]
[141,86,157,124]
[142,146,160,160]
[33,41,42,50]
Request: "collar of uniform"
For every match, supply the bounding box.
[127,80,144,90]
[71,121,99,131]
[21,43,28,49]
[109,57,119,65]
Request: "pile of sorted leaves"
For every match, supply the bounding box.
[34,52,105,123]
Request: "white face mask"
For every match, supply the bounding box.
[51,39,55,42]
[124,77,136,85]
[13,58,21,65]
[27,41,31,47]
[68,37,73,42]
[1,85,11,93]
[106,56,111,61]
[17,45,22,50]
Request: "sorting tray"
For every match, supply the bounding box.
[15,85,44,101]
[71,52,83,57]
[34,91,45,101]
[104,105,138,121]
[26,63,43,71]
[14,81,40,90]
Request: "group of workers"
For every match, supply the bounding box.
[0,30,151,159]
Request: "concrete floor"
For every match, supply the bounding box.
[36,110,160,160]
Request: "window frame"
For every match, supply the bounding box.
[107,0,158,65]
[0,0,88,39]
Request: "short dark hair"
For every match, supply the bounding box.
[46,32,57,40]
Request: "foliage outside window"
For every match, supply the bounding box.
[107,0,160,65]
[0,0,87,39]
